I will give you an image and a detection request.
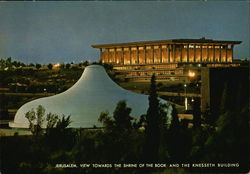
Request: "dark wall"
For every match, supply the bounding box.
[209,67,249,121]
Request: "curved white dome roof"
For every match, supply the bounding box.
[10,65,167,128]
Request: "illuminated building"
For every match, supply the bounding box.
[92,38,241,81]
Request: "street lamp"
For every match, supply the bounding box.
[184,84,188,110]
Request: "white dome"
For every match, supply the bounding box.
[9,65,167,128]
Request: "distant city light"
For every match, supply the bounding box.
[188,71,196,77]
[54,63,60,67]
[53,63,60,70]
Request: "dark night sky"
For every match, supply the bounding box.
[0,1,249,64]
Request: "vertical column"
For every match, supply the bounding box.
[213,45,216,62]
[129,47,132,65]
[194,45,196,62]
[136,46,139,64]
[225,45,228,62]
[173,45,176,63]
[180,45,183,62]
[207,45,209,62]
[231,45,234,61]
[151,46,154,63]
[187,44,189,62]
[200,45,203,62]
[121,48,124,65]
[114,48,117,64]
[107,48,110,63]
[144,46,146,64]
[167,45,170,63]
[100,48,103,63]
[219,45,222,62]
[159,45,162,63]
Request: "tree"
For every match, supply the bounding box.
[46,113,59,130]
[102,63,113,72]
[98,100,133,131]
[167,104,181,161]
[220,82,229,115]
[157,82,164,90]
[169,104,180,130]
[98,111,114,129]
[45,115,74,151]
[202,106,249,173]
[113,100,133,130]
[143,74,163,162]
[0,58,5,69]
[192,99,201,129]
[25,105,45,135]
[65,63,71,69]
[60,63,65,70]
[12,61,19,68]
[167,105,192,162]
[82,61,89,66]
[47,63,53,70]
[36,105,45,127]
[0,94,9,119]
[35,64,41,70]
[29,63,35,67]
[54,115,71,130]
[25,105,70,136]
[203,104,213,125]
[6,57,12,68]
[97,101,138,163]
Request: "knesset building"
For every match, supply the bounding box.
[92,38,241,81]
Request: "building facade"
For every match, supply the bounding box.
[92,38,241,81]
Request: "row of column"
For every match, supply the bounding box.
[100,44,233,65]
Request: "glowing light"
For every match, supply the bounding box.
[53,63,60,70]
[185,97,188,110]
[54,63,60,67]
[188,71,195,77]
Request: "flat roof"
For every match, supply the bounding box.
[92,38,241,48]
